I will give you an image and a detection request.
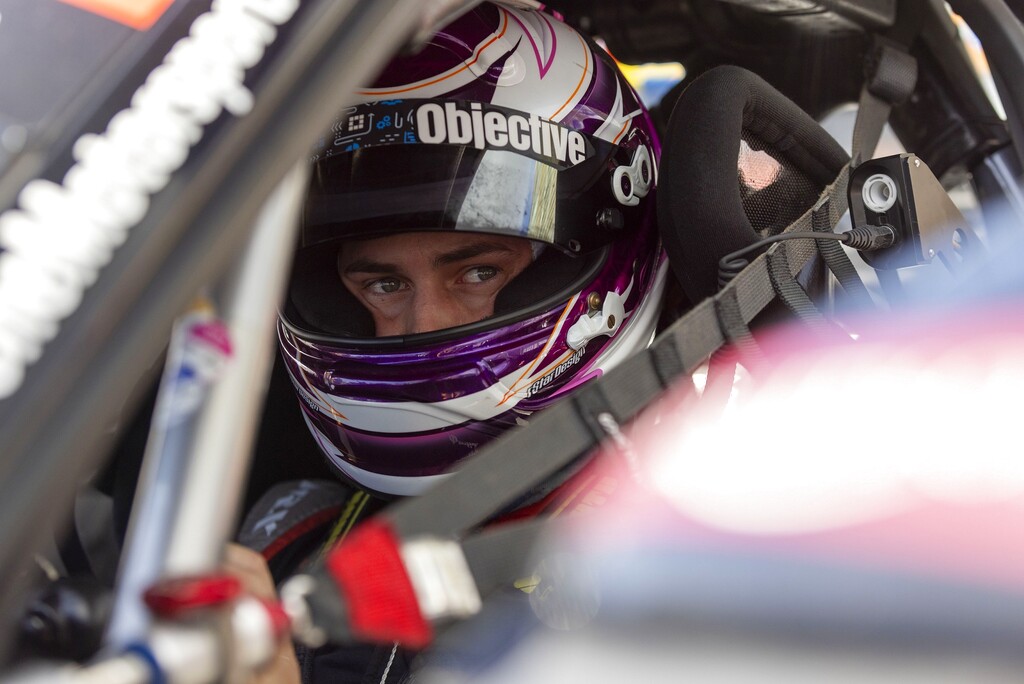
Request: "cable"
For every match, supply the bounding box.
[718,225,896,288]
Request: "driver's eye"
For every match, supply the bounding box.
[369,277,405,294]
[463,266,499,283]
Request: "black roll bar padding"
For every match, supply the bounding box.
[656,65,850,306]
[946,0,1024,175]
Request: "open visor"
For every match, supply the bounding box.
[299,99,645,254]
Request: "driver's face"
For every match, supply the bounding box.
[338,232,534,337]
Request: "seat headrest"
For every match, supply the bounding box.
[656,65,850,302]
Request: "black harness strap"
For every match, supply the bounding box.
[656,294,724,372]
[459,519,547,597]
[822,39,917,311]
[845,41,918,310]
[648,332,687,387]
[766,244,830,332]
[812,195,877,310]
[851,39,919,166]
[388,388,602,538]
[572,382,619,445]
[714,288,767,372]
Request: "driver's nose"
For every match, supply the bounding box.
[407,286,478,334]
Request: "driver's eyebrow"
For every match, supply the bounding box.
[341,241,516,276]
[342,258,397,275]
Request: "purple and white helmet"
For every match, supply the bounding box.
[278,1,668,496]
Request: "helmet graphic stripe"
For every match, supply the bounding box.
[499,295,580,404]
[356,10,511,97]
[611,119,631,144]
[506,8,558,77]
[549,32,590,119]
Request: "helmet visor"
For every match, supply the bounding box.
[300,99,646,255]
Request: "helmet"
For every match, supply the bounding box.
[278,1,668,497]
